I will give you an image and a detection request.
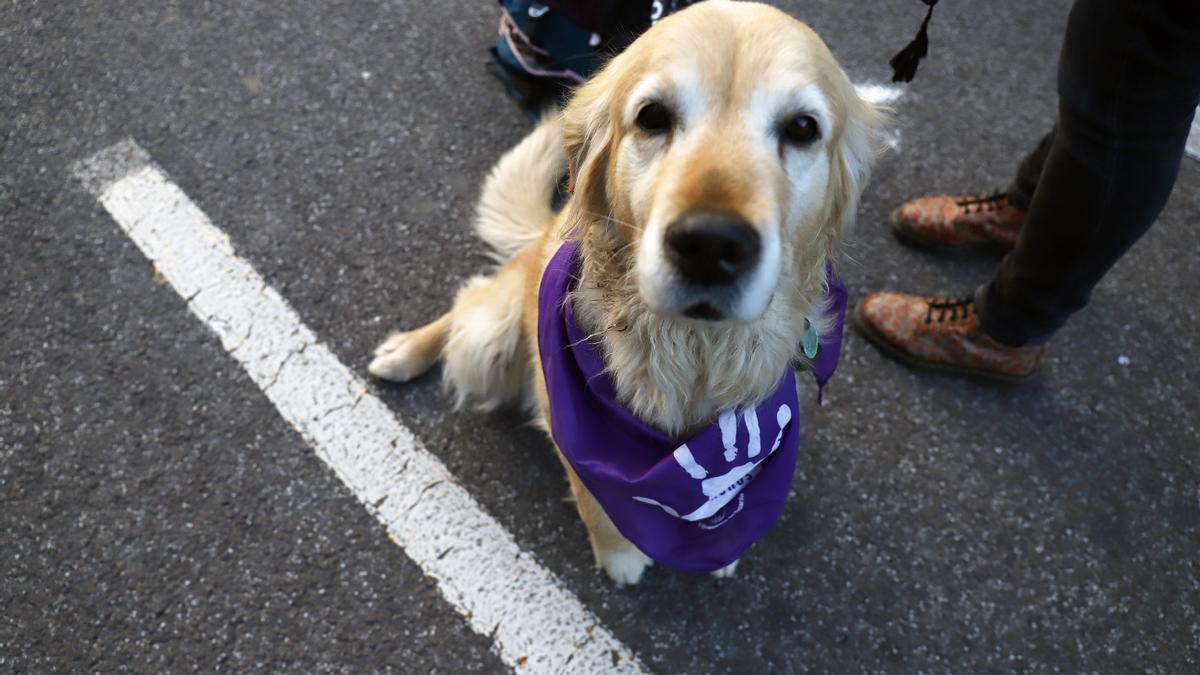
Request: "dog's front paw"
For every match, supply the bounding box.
[597,547,653,586]
[710,560,739,579]
[369,331,435,382]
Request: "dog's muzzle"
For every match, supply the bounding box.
[664,208,761,287]
[638,207,776,323]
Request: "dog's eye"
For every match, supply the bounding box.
[781,114,820,145]
[635,102,673,134]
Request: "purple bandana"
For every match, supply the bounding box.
[537,241,847,572]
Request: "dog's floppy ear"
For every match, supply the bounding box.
[559,63,619,239]
[826,82,886,244]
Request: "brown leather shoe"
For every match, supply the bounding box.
[890,191,1025,253]
[854,292,1044,381]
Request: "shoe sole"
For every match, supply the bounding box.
[887,207,1015,256]
[851,299,1034,384]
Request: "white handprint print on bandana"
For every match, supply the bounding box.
[633,403,793,527]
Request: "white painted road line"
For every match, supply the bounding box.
[1187,105,1200,161]
[853,82,905,106]
[73,140,647,675]
[854,82,905,151]
[853,87,1198,161]
[852,87,1200,163]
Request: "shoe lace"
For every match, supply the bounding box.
[956,191,1008,214]
[925,296,976,324]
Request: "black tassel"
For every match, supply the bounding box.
[890,1,937,83]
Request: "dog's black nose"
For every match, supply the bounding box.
[664,209,761,285]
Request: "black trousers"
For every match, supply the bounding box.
[976,0,1200,346]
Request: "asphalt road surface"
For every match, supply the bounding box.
[3,1,1198,672]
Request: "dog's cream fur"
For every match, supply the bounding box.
[370,1,881,585]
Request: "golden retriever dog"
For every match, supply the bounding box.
[369,0,881,585]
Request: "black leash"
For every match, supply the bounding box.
[890,0,940,82]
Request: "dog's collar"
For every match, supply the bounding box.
[536,241,847,571]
